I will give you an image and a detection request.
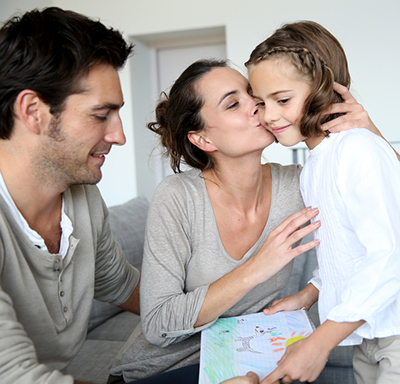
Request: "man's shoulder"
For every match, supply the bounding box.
[65,184,107,225]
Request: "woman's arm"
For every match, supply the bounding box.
[195,208,320,327]
[322,82,400,161]
[140,177,320,347]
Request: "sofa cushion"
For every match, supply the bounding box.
[108,195,149,272]
[62,339,125,384]
[87,196,149,332]
[87,311,140,342]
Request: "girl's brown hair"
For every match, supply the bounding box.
[245,21,351,138]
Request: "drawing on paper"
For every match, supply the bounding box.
[199,309,314,384]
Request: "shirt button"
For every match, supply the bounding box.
[63,307,68,312]
[55,258,60,263]
[161,333,167,338]
[60,291,65,297]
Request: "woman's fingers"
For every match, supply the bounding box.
[332,82,354,102]
[271,207,319,236]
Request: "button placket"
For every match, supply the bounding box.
[53,257,61,272]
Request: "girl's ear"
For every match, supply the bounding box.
[187,132,217,153]
[14,90,50,135]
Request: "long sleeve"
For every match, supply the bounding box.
[140,176,212,347]
[327,131,400,335]
[0,184,140,383]
[301,129,400,344]
[140,165,304,347]
[0,288,74,384]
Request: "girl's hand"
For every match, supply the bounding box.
[264,284,319,315]
[260,336,329,384]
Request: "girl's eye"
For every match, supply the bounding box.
[278,98,290,105]
[256,101,265,108]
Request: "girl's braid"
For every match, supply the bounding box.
[253,46,328,79]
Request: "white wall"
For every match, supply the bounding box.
[2,0,400,205]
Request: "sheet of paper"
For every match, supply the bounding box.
[199,309,315,384]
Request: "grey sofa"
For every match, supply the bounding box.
[62,196,355,384]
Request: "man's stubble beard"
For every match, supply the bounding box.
[32,114,102,190]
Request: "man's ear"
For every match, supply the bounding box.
[14,90,50,135]
[187,132,217,153]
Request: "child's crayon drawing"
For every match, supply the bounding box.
[199,309,314,384]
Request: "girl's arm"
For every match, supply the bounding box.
[322,82,400,161]
[263,283,319,316]
[260,319,365,384]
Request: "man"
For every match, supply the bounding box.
[0,7,139,383]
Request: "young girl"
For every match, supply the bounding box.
[246,21,400,384]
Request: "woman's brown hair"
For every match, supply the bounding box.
[148,59,228,173]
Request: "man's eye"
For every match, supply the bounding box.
[96,116,108,122]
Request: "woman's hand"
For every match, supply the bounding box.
[322,82,400,161]
[264,284,319,315]
[321,82,376,134]
[220,371,261,384]
[195,207,320,328]
[249,207,320,287]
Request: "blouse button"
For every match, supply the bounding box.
[63,307,68,312]
[60,291,65,297]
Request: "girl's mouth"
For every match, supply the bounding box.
[271,125,290,134]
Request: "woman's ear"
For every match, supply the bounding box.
[14,90,50,135]
[187,132,217,152]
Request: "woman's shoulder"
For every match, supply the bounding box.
[151,168,206,206]
[268,163,304,212]
[268,162,302,183]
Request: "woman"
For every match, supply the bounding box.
[110,59,382,383]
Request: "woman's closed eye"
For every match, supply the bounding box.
[227,101,239,109]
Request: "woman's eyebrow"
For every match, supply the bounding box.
[218,90,237,105]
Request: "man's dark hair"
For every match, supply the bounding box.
[0,7,134,139]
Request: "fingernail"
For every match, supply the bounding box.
[315,220,321,227]
[312,208,319,214]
